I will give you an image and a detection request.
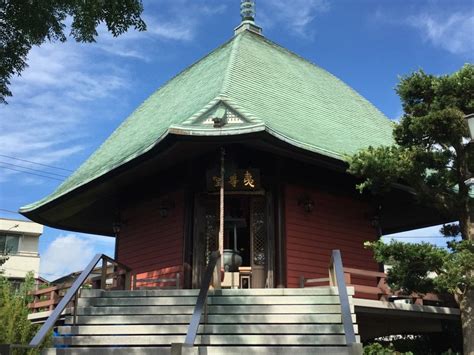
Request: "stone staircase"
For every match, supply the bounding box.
[43,287,360,354]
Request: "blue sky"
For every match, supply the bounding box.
[0,0,472,280]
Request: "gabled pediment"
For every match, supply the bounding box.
[183,100,256,127]
[199,102,244,126]
[169,99,264,135]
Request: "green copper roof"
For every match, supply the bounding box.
[21,30,393,213]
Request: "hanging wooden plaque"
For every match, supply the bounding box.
[206,169,260,192]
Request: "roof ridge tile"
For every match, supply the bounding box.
[221,32,243,96]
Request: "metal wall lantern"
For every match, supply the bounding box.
[112,221,121,235]
[158,200,175,218]
[298,195,315,213]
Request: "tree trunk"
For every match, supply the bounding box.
[460,287,474,355]
[457,140,471,241]
[459,202,471,241]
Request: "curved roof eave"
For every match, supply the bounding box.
[19,129,171,214]
[20,29,396,217]
[20,123,351,216]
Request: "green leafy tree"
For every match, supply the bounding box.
[1,0,147,104]
[364,240,470,353]
[348,64,474,354]
[0,254,7,274]
[0,272,52,354]
[0,248,8,275]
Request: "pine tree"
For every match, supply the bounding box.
[348,64,474,354]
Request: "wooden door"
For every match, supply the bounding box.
[192,195,218,288]
[193,194,274,289]
[250,196,267,288]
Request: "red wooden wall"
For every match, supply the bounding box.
[117,190,184,288]
[285,184,379,296]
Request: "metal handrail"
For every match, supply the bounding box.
[329,249,357,346]
[29,254,131,347]
[184,250,221,346]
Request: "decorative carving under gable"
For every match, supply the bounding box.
[202,105,245,125]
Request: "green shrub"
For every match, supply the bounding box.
[363,342,414,355]
[0,272,52,354]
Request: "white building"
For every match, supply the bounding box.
[0,217,43,281]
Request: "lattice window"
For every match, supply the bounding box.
[252,198,266,266]
[202,109,244,125]
[226,110,244,124]
[205,212,218,265]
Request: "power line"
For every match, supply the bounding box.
[383,236,461,239]
[0,166,64,182]
[0,266,54,280]
[0,154,73,172]
[0,161,68,178]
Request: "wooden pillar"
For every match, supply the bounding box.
[265,191,275,288]
[218,147,225,270]
[183,161,195,289]
[275,160,286,288]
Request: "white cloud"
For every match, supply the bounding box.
[0,2,229,185]
[0,40,127,184]
[407,12,474,55]
[93,2,228,60]
[374,5,474,57]
[259,0,330,38]
[146,18,194,41]
[92,18,193,61]
[40,234,95,280]
[40,233,115,280]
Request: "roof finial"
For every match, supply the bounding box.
[235,0,262,36]
[240,0,256,23]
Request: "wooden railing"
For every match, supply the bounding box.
[28,257,131,315]
[27,254,131,349]
[28,284,72,314]
[301,266,390,297]
[300,263,443,305]
[342,267,390,299]
[29,263,185,316]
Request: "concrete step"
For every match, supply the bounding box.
[78,296,198,307]
[51,288,360,353]
[53,334,355,346]
[58,323,358,335]
[75,304,349,315]
[83,295,342,307]
[43,345,355,355]
[94,287,353,298]
[76,305,194,315]
[95,289,200,297]
[66,313,356,324]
